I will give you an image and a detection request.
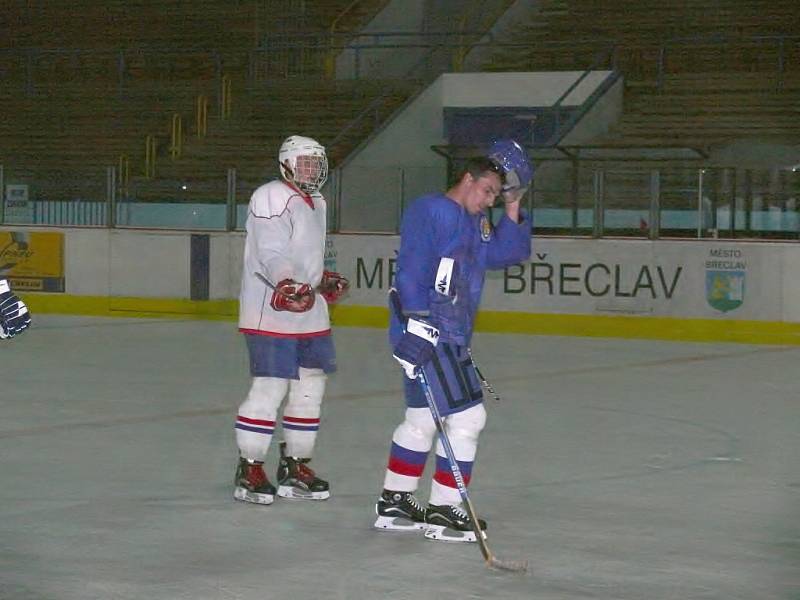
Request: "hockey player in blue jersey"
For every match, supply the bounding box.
[374,140,533,543]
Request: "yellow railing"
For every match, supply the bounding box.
[453,0,482,72]
[118,154,130,194]
[195,94,208,137]
[170,113,183,159]
[324,0,364,78]
[144,134,157,178]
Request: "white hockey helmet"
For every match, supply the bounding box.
[278,135,328,193]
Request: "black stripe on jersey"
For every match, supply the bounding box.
[443,344,472,404]
[249,193,301,220]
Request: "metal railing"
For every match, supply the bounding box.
[548,46,618,145]
[1,161,797,240]
[249,30,493,81]
[328,39,619,174]
[3,32,799,237]
[2,33,796,91]
[0,47,223,99]
[325,0,367,78]
[656,33,800,91]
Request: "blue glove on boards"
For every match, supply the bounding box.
[0,279,31,339]
[392,317,439,379]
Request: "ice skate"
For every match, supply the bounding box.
[276,441,330,500]
[424,504,487,543]
[374,489,427,531]
[234,457,276,505]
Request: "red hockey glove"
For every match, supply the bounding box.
[270,279,315,313]
[319,271,349,304]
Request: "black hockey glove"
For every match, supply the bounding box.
[0,279,31,338]
[392,317,439,379]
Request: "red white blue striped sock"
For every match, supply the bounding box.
[235,415,275,461]
[282,415,320,458]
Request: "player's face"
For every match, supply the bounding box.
[295,154,324,184]
[464,172,502,214]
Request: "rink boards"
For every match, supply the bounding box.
[6,227,800,345]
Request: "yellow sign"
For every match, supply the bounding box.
[0,231,65,292]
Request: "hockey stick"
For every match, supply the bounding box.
[467,348,500,402]
[416,369,528,572]
[389,289,525,571]
[254,272,307,299]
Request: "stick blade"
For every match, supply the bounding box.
[488,556,529,573]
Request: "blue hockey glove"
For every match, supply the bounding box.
[393,317,439,379]
[0,279,31,338]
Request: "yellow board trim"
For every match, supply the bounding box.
[21,294,800,345]
[23,294,238,321]
[331,305,800,345]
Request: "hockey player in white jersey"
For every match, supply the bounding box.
[234,135,349,505]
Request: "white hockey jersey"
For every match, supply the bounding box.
[238,180,330,337]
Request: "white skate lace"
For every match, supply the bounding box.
[450,505,469,521]
[406,494,423,511]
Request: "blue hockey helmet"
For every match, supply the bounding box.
[487,139,533,191]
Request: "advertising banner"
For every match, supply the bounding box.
[328,235,786,322]
[4,184,34,223]
[0,231,65,292]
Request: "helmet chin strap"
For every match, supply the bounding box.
[297,181,317,193]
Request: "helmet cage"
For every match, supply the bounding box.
[279,135,328,193]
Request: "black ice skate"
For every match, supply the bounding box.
[276,441,330,500]
[234,457,276,505]
[424,504,487,543]
[374,489,427,531]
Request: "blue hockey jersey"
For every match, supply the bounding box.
[390,193,531,346]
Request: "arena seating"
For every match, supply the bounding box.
[483,0,800,151]
[2,0,798,204]
[0,1,397,201]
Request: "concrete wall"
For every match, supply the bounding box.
[337,77,447,231]
[561,75,624,145]
[337,71,622,231]
[335,0,427,79]
[341,71,618,173]
[441,71,614,108]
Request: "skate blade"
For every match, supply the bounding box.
[423,524,483,543]
[234,487,274,505]
[277,485,330,501]
[374,515,427,531]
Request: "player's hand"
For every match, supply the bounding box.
[501,186,527,205]
[319,271,349,304]
[0,279,31,338]
[270,279,316,313]
[393,317,439,379]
